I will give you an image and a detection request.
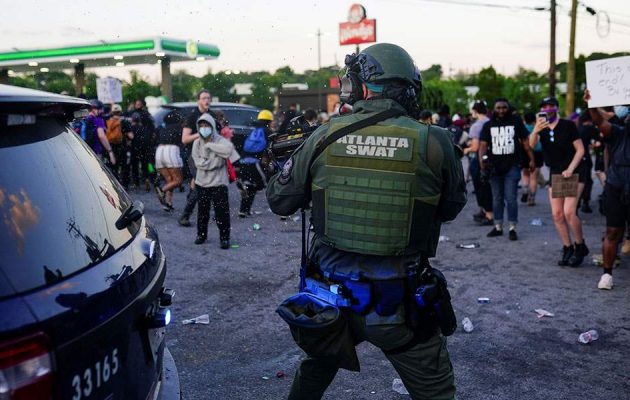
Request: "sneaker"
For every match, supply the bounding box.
[178,216,191,227]
[520,193,528,203]
[220,239,230,249]
[508,229,518,241]
[558,245,574,266]
[238,211,247,218]
[487,227,503,237]
[144,179,151,192]
[473,211,485,222]
[479,217,494,226]
[622,239,630,256]
[194,235,206,245]
[162,203,174,212]
[580,202,593,214]
[597,273,613,290]
[155,186,167,206]
[568,242,590,267]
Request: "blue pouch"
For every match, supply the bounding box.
[373,280,405,316]
[344,280,372,315]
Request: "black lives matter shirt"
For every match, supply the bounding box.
[480,114,528,175]
[538,119,580,174]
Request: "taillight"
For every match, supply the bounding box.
[0,332,52,400]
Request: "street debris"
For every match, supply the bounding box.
[530,218,544,226]
[439,235,450,242]
[276,371,285,378]
[534,309,555,318]
[578,330,599,344]
[262,376,270,380]
[456,243,480,249]
[182,314,210,325]
[392,378,409,395]
[291,215,301,222]
[462,317,474,333]
[477,297,490,304]
[252,223,261,231]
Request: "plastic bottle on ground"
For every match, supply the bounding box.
[578,330,599,344]
[462,317,474,333]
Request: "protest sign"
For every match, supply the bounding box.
[96,78,123,104]
[585,55,630,108]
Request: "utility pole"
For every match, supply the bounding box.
[565,0,578,115]
[316,28,322,112]
[549,0,556,97]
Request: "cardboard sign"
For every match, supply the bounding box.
[96,77,123,104]
[585,56,630,108]
[551,174,579,198]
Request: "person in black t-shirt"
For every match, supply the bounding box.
[479,98,535,241]
[577,111,599,214]
[529,96,588,267]
[585,90,630,290]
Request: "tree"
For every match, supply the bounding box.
[122,71,160,107]
[421,79,469,114]
[421,64,443,82]
[172,70,203,102]
[474,66,505,104]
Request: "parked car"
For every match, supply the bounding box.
[0,85,180,400]
[152,102,260,152]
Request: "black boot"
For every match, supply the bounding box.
[568,242,589,267]
[558,245,574,266]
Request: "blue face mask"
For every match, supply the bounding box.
[199,127,213,138]
[614,106,629,120]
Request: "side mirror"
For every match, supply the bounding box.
[115,200,144,230]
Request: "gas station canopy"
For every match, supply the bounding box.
[0,37,220,72]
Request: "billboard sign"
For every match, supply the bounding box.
[339,4,376,46]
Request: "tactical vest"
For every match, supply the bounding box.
[310,116,442,256]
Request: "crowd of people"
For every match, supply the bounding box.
[77,86,629,290]
[422,93,630,290]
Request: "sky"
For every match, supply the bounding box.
[2,0,630,83]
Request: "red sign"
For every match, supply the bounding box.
[339,19,376,45]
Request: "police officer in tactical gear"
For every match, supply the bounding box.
[267,43,466,400]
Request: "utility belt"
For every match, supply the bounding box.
[296,257,457,336]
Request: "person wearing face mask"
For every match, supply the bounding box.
[191,113,239,249]
[585,91,630,289]
[529,97,588,267]
[479,98,535,241]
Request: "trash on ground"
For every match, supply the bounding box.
[392,378,409,395]
[252,223,261,231]
[261,376,270,380]
[530,218,544,226]
[578,329,599,344]
[254,211,262,215]
[456,243,480,249]
[439,235,450,242]
[291,215,301,222]
[477,297,490,304]
[592,254,621,266]
[230,244,240,249]
[462,317,474,332]
[182,314,210,325]
[276,371,285,378]
[534,309,555,318]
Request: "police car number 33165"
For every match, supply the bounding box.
[71,348,119,399]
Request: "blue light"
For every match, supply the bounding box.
[165,309,171,326]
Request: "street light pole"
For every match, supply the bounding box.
[316,28,322,112]
[549,0,556,97]
[566,0,578,115]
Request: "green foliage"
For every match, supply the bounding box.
[421,64,443,82]
[421,79,469,113]
[121,71,160,106]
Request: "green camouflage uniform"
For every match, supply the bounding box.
[267,98,466,400]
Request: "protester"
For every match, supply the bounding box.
[479,98,535,240]
[84,100,116,166]
[577,111,599,213]
[529,96,588,267]
[106,104,133,183]
[128,113,155,194]
[179,89,213,226]
[191,113,237,249]
[465,100,493,225]
[278,103,298,134]
[237,109,273,217]
[419,109,433,124]
[585,91,630,289]
[520,112,544,206]
[267,42,464,400]
[155,110,184,211]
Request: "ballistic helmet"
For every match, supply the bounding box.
[350,43,422,90]
[257,109,273,121]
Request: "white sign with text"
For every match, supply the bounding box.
[96,77,123,104]
[585,55,630,107]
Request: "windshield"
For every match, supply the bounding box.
[217,108,258,127]
[0,117,138,295]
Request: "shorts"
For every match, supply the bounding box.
[548,162,589,187]
[155,145,183,169]
[604,183,630,228]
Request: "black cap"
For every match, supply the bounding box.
[89,99,104,109]
[539,97,559,108]
[472,100,488,114]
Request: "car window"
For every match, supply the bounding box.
[218,108,258,127]
[0,117,138,295]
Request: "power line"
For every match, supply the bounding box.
[396,0,548,11]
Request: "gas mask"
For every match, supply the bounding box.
[339,52,384,105]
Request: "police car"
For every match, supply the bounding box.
[0,85,180,399]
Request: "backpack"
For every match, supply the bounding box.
[243,127,267,154]
[74,118,98,151]
[106,118,123,145]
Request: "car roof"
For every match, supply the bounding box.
[162,102,259,110]
[0,84,89,115]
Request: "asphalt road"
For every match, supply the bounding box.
[131,174,630,400]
